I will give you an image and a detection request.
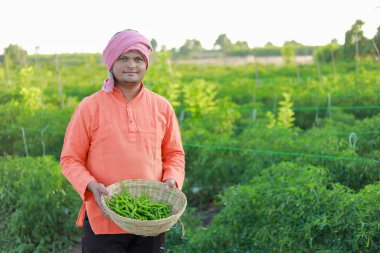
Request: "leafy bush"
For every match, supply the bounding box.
[183,136,241,208]
[183,112,380,208]
[0,156,81,252]
[165,206,203,253]
[183,162,380,252]
[298,112,380,189]
[0,101,74,159]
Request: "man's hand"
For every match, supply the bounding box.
[164,178,177,189]
[87,181,111,219]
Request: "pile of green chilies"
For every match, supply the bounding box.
[105,189,172,221]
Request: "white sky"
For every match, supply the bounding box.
[1,0,379,54]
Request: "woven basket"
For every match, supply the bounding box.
[101,179,187,237]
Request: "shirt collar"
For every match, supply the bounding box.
[112,83,146,104]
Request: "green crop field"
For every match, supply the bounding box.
[1,45,380,252]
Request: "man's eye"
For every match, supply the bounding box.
[119,57,128,61]
[135,58,143,62]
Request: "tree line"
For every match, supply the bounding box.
[1,19,379,68]
[167,19,380,62]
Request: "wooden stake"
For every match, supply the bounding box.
[55,54,64,109]
[21,127,29,157]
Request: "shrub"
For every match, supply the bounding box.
[0,156,81,252]
[183,162,380,252]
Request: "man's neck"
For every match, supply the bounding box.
[116,83,142,102]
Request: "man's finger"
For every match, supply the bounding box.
[98,184,110,196]
[164,178,176,188]
[95,197,111,219]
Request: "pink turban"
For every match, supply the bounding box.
[102,29,153,92]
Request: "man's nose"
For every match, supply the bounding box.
[125,59,136,68]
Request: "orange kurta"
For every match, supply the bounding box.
[60,85,185,234]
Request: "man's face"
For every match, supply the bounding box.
[112,51,147,86]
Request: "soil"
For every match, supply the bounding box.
[66,243,81,253]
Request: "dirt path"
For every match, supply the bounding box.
[66,243,81,253]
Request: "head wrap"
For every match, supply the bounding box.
[102,29,153,92]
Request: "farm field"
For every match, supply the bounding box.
[173,55,314,66]
[1,52,380,252]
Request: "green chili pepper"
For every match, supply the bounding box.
[105,189,172,220]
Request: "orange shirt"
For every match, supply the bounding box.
[60,85,185,234]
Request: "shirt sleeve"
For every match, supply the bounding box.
[60,98,96,200]
[161,103,185,190]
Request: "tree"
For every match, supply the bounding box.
[265,42,276,47]
[281,41,299,65]
[4,44,28,67]
[160,45,167,52]
[150,38,158,51]
[228,41,251,56]
[341,19,375,72]
[314,39,340,63]
[233,41,250,50]
[372,26,380,58]
[177,39,203,58]
[214,34,233,53]
[305,38,340,80]
[342,19,371,60]
[345,20,365,46]
[373,26,380,46]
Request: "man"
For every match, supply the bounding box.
[60,29,185,253]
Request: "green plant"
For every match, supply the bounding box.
[0,156,81,252]
[266,92,295,128]
[183,162,380,252]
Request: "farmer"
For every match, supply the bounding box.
[60,29,185,253]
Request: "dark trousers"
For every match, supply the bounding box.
[82,215,165,253]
